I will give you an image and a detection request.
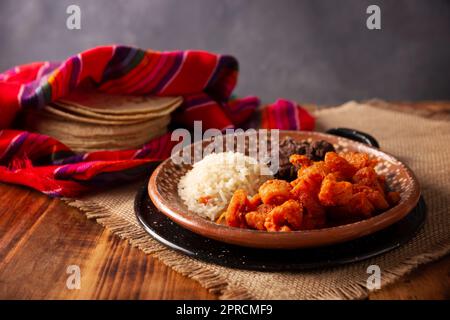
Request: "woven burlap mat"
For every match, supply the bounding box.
[65,101,450,299]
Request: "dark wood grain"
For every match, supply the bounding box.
[0,101,449,300]
[0,184,212,299]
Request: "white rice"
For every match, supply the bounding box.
[178,152,273,220]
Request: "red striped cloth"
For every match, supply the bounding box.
[0,45,314,197]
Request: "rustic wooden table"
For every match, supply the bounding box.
[1,101,449,300]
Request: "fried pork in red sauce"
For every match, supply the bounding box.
[276,137,335,181]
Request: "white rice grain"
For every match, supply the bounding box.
[178,152,273,220]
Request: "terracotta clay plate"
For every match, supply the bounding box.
[148,130,421,249]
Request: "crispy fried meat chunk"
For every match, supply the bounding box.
[328,192,375,222]
[296,192,327,230]
[264,199,303,232]
[341,152,377,170]
[353,184,389,211]
[324,152,357,179]
[318,173,353,206]
[225,189,249,228]
[245,204,276,230]
[291,161,329,196]
[259,179,293,205]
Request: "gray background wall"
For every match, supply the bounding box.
[1,0,449,105]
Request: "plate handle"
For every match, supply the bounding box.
[325,128,380,148]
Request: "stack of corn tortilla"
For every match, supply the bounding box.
[23,89,182,153]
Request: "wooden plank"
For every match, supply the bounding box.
[0,184,213,299]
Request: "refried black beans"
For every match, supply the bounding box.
[275,137,335,181]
